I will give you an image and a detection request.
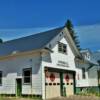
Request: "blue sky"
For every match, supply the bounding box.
[75,24,100,51]
[0,0,100,28]
[0,0,100,51]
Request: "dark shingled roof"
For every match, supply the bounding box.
[0,27,63,56]
[92,52,100,61]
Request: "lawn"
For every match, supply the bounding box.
[47,95,100,100]
[0,95,99,100]
[0,97,41,100]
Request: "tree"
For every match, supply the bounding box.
[97,60,100,66]
[0,38,3,43]
[65,19,81,50]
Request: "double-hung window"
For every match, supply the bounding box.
[82,68,86,79]
[23,68,32,84]
[58,42,67,54]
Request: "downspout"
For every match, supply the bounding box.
[97,70,100,93]
[73,71,76,94]
[40,51,43,99]
[40,51,46,99]
[97,61,100,93]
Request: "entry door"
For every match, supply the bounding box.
[63,73,74,96]
[98,70,100,85]
[16,79,22,96]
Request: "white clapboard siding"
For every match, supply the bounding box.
[0,53,42,95]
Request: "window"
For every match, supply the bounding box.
[0,71,2,85]
[58,42,67,54]
[97,60,100,66]
[49,83,52,86]
[82,68,86,79]
[86,53,90,59]
[23,68,32,84]
[57,83,60,85]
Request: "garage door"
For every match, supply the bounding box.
[63,73,74,96]
[45,72,60,99]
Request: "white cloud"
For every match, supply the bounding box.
[0,27,53,41]
[75,24,100,51]
[0,25,99,51]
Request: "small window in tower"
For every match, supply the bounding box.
[58,42,67,54]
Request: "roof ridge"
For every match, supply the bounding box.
[1,26,63,45]
[0,26,64,56]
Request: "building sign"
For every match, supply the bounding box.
[57,60,69,67]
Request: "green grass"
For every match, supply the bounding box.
[0,97,42,100]
[0,98,41,100]
[76,91,100,97]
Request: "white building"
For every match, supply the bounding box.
[0,27,83,99]
[75,49,100,93]
[0,27,100,99]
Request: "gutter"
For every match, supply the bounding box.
[85,59,99,71]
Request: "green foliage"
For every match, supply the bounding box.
[97,60,100,66]
[76,87,100,97]
[0,38,3,43]
[65,19,81,50]
[0,94,42,100]
[65,20,74,38]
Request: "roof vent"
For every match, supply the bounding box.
[49,44,51,48]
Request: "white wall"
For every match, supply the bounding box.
[0,53,42,95]
[41,32,77,99]
[88,66,98,86]
[42,33,76,71]
[42,33,76,99]
[0,29,98,99]
[41,33,92,89]
[76,63,98,87]
[76,68,90,87]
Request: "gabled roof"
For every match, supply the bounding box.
[0,27,63,56]
[92,51,100,61]
[80,49,98,65]
[80,49,92,54]
[0,26,81,58]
